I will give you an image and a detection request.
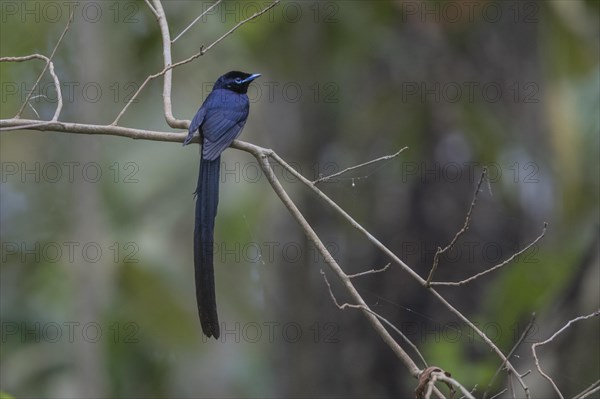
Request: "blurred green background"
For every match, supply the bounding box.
[1,0,599,397]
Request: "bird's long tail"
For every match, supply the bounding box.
[194,154,220,338]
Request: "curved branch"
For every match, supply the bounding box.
[112,0,279,127]
[150,0,181,128]
[1,55,63,122]
[531,310,600,399]
[13,10,73,119]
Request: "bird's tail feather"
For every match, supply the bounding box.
[194,155,220,338]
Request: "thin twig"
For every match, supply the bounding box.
[531,310,600,399]
[144,0,159,19]
[14,10,73,119]
[268,151,531,397]
[1,55,62,122]
[171,0,223,43]
[483,313,536,399]
[579,386,600,399]
[347,263,390,278]
[312,146,408,184]
[320,270,427,368]
[426,168,487,285]
[577,384,600,399]
[202,0,279,54]
[269,151,426,283]
[430,224,547,287]
[458,384,478,399]
[507,369,516,399]
[253,152,421,377]
[488,388,506,399]
[573,379,600,399]
[26,102,40,119]
[112,0,279,127]
[422,366,454,399]
[432,372,475,399]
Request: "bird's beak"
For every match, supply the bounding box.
[242,73,261,83]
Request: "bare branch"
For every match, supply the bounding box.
[1,120,60,132]
[421,368,453,399]
[418,367,474,399]
[507,369,517,399]
[347,263,390,278]
[268,151,530,396]
[431,371,475,399]
[458,384,478,399]
[172,0,223,43]
[321,269,359,311]
[426,167,487,285]
[111,73,154,126]
[431,292,531,397]
[151,0,182,129]
[0,119,259,157]
[573,379,600,399]
[112,0,279,127]
[0,55,62,122]
[269,151,426,282]
[320,270,427,369]
[14,10,73,119]
[483,313,536,399]
[0,118,181,141]
[254,151,421,377]
[26,102,40,119]
[312,146,408,184]
[488,389,505,399]
[144,0,159,19]
[431,224,547,287]
[489,372,530,399]
[531,310,600,399]
[578,385,600,399]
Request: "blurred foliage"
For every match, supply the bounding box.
[1,0,599,398]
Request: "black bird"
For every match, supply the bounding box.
[183,71,261,339]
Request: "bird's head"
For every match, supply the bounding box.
[214,71,261,94]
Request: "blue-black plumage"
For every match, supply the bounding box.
[184,71,260,338]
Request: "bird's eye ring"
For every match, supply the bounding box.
[234,77,242,84]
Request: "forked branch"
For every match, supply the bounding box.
[430,224,547,287]
[531,310,600,399]
[426,168,487,285]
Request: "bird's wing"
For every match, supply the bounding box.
[201,109,248,160]
[183,106,207,146]
[200,90,249,160]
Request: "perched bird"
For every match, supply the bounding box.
[183,71,261,339]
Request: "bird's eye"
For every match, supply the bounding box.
[234,78,242,84]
